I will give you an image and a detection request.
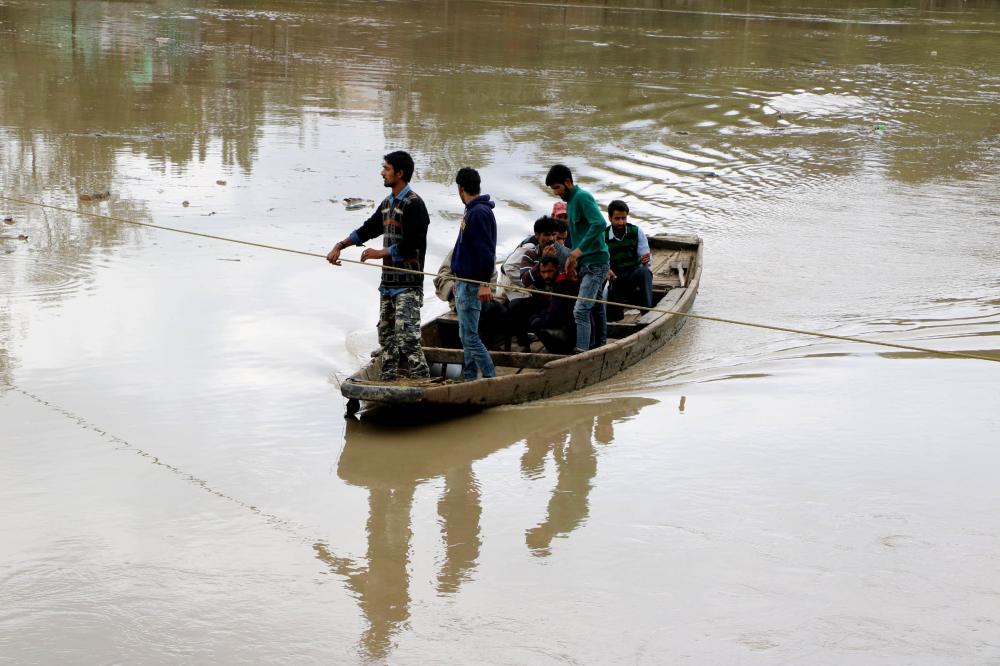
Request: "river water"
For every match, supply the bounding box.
[1,1,998,663]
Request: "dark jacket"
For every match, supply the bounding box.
[450,194,497,282]
[352,188,430,290]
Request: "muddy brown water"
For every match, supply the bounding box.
[1,1,998,663]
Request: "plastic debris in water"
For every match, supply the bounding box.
[343,197,370,211]
[182,200,190,207]
[874,122,886,131]
[3,216,13,224]
[216,180,227,186]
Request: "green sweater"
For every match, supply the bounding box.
[565,185,610,268]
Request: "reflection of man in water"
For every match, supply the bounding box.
[313,485,414,660]
[436,465,482,593]
[314,471,483,659]
[524,416,600,556]
[317,401,649,659]
[523,409,632,556]
[315,419,492,659]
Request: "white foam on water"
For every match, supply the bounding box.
[768,91,874,116]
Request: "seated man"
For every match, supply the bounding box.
[513,202,567,248]
[551,201,567,222]
[497,215,570,350]
[551,201,570,247]
[605,199,654,322]
[553,216,569,253]
[526,256,577,354]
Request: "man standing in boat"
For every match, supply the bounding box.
[449,167,498,381]
[545,164,610,352]
[326,151,431,381]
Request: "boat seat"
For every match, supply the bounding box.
[428,311,461,348]
[606,309,645,339]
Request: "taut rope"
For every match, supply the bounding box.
[2,194,996,364]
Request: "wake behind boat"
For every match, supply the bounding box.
[342,233,702,415]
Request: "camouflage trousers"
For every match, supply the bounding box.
[377,289,430,380]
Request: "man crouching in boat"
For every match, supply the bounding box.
[450,167,498,381]
[326,151,431,382]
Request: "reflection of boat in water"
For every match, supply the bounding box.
[313,397,655,660]
[342,234,701,414]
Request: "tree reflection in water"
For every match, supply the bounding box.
[313,397,654,660]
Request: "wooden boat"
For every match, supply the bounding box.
[341,233,702,415]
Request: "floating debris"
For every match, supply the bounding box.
[342,197,372,211]
[3,216,13,224]
[18,234,27,241]
[182,200,190,207]
[79,191,111,202]
[216,180,227,186]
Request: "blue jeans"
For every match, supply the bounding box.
[573,262,609,351]
[455,281,496,380]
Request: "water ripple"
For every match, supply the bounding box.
[0,253,91,307]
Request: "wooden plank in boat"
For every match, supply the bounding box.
[423,346,563,369]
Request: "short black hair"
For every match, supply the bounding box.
[545,164,573,187]
[455,167,481,195]
[533,215,561,234]
[552,218,568,233]
[539,255,560,269]
[607,199,629,218]
[384,151,415,182]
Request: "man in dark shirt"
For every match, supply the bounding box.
[498,215,569,351]
[449,167,498,381]
[526,256,576,354]
[326,151,430,381]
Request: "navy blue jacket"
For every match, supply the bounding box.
[450,194,497,282]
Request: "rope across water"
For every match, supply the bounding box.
[2,194,997,364]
